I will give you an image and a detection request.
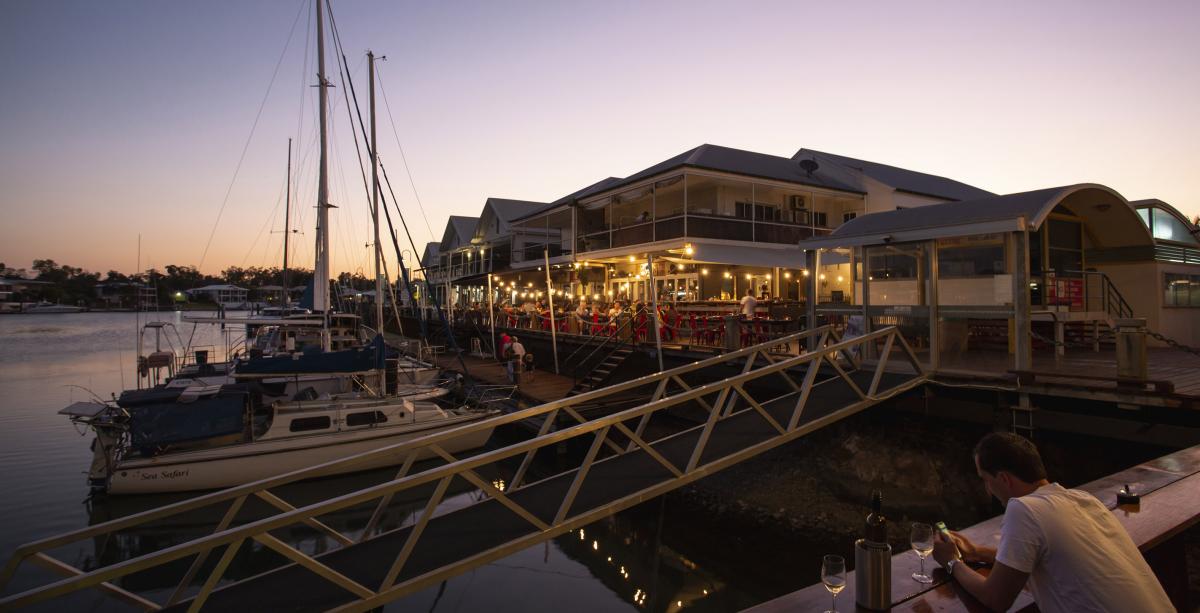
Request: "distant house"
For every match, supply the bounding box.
[186,284,250,308]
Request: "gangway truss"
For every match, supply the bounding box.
[0,325,927,612]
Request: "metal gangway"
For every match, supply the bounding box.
[0,325,927,612]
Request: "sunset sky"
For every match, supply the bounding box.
[2,0,1198,278]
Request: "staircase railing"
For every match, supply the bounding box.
[562,307,646,386]
[1060,270,1133,320]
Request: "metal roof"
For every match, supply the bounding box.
[589,144,863,199]
[795,149,995,201]
[799,184,1153,249]
[484,198,547,222]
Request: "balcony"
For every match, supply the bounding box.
[576,212,832,254]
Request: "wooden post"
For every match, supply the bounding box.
[544,248,560,374]
[806,249,818,352]
[1012,227,1032,371]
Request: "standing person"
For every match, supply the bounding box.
[508,336,526,385]
[931,432,1173,613]
[739,288,757,319]
[499,332,512,359]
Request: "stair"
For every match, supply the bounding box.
[567,347,634,396]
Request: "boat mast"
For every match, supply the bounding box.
[314,0,332,349]
[369,51,384,335]
[282,137,292,308]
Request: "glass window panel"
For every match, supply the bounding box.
[653,175,684,218]
[937,234,1006,277]
[612,185,654,227]
[1151,210,1200,244]
[1137,208,1151,228]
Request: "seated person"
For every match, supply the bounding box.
[931,432,1172,613]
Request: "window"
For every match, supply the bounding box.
[1164,273,1200,307]
[735,202,781,221]
[937,234,1006,277]
[843,212,857,223]
[346,411,388,427]
[289,416,331,432]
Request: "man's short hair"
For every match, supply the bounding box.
[974,432,1047,483]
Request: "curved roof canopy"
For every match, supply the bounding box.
[800,184,1154,249]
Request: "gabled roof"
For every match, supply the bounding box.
[508,177,626,224]
[800,184,1154,250]
[485,198,547,222]
[794,149,995,202]
[420,242,440,268]
[552,176,625,205]
[580,144,862,201]
[440,216,479,251]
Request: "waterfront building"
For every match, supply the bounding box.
[800,183,1200,373]
[414,144,1199,362]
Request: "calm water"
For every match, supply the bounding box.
[0,312,811,612]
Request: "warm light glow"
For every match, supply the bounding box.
[723,272,731,279]
[836,275,844,283]
[684,244,694,255]
[592,540,599,551]
[766,274,771,280]
[628,255,636,262]
[593,293,600,300]
[802,269,810,276]
[819,273,826,280]
[527,282,533,287]
[701,268,708,275]
[745,273,752,280]
[784,272,791,279]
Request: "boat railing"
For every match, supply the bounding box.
[463,384,518,407]
[0,324,927,611]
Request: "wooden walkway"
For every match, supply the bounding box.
[936,347,1200,402]
[746,443,1200,612]
[430,351,576,405]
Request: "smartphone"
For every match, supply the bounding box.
[935,521,951,538]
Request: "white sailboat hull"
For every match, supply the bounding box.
[105,412,495,494]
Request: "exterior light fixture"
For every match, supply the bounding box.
[802,270,810,277]
[784,272,791,279]
[766,274,771,280]
[723,272,731,279]
[684,244,694,255]
[593,293,601,300]
[837,276,844,283]
[819,273,826,280]
[701,268,709,275]
[745,273,752,280]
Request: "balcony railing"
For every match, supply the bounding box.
[576,213,833,254]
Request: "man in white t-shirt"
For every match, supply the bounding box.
[931,432,1172,613]
[508,337,526,385]
[739,288,757,319]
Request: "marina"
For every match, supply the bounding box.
[3,1,1200,611]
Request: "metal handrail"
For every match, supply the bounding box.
[1060,269,1133,320]
[563,307,646,384]
[0,325,924,611]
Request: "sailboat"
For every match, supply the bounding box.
[62,0,497,495]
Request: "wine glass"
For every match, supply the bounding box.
[821,554,846,613]
[910,522,935,584]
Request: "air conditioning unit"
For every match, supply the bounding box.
[789,195,807,210]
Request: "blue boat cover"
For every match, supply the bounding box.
[128,393,247,454]
[234,334,387,375]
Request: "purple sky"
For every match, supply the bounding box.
[2,0,1198,277]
